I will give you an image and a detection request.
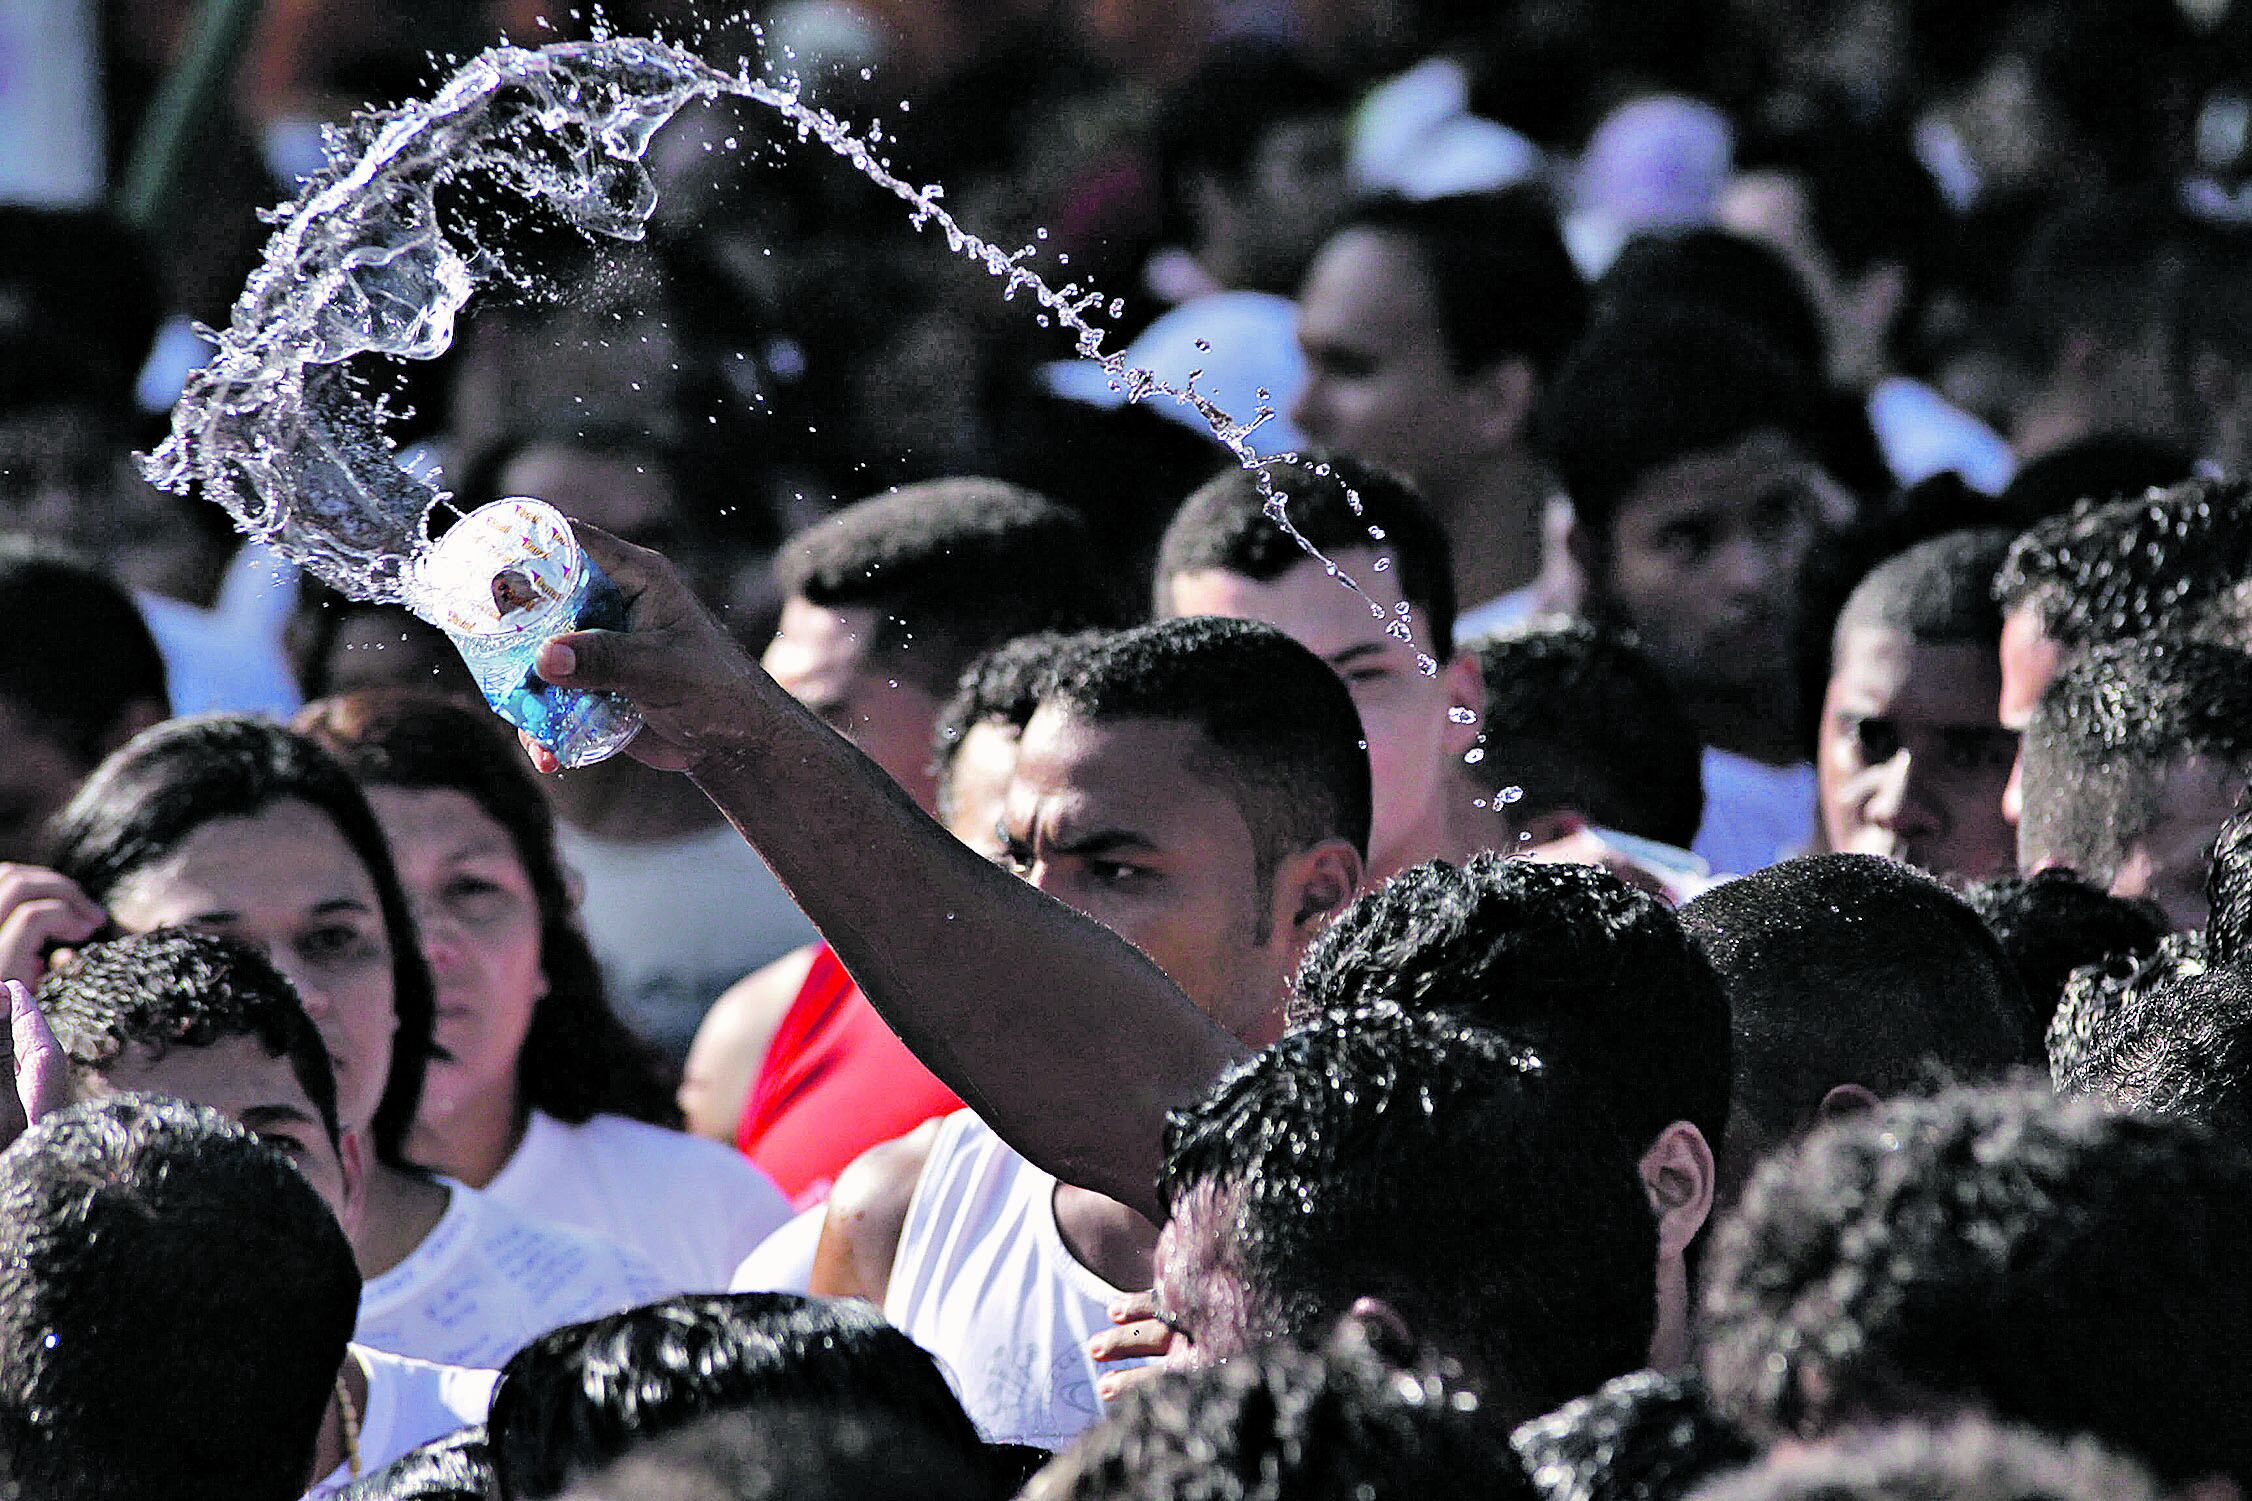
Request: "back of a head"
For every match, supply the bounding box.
[1511,1371,1755,1501]
[1039,616,1372,866]
[1678,855,2035,1183]
[1292,854,1730,1152]
[2048,934,2252,1148]
[1833,528,2014,651]
[1993,433,2193,531]
[0,1095,359,1501]
[1993,477,2252,650]
[930,628,1109,820]
[1700,1085,2252,1489]
[558,1406,993,1501]
[1341,189,1588,381]
[1542,310,1815,542]
[1683,1419,2166,1501]
[336,1428,495,1501]
[1469,621,1705,847]
[489,1291,985,1499]
[2205,805,2252,965]
[0,539,169,767]
[1959,868,2166,1035]
[2011,194,2186,377]
[2019,637,2252,888]
[772,479,1122,695]
[1160,1004,1657,1422]
[1594,228,1827,377]
[1027,1339,1533,1501]
[1156,454,1457,651]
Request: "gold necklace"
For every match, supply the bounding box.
[333,1369,364,1479]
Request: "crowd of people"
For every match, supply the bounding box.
[6,0,2252,1496]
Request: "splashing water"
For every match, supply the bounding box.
[140,34,1432,669]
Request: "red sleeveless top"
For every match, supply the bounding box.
[736,944,964,1208]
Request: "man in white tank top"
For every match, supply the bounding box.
[810,620,1369,1449]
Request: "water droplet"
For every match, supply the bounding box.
[1447,706,1477,724]
[1497,786,1524,806]
[1463,747,1485,764]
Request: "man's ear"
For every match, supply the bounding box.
[98,698,167,758]
[1334,1296,1421,1370]
[1639,1119,1716,1263]
[337,1126,370,1243]
[1440,653,1486,759]
[1467,356,1539,452]
[1279,839,1362,944]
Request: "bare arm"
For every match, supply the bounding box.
[528,528,1245,1220]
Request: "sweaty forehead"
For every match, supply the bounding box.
[1298,230,1444,349]
[1165,551,1427,663]
[1622,428,1811,522]
[762,598,884,697]
[81,1034,311,1126]
[1008,708,1255,838]
[1828,628,2004,722]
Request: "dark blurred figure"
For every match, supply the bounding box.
[1513,1371,1756,1501]
[1959,868,2166,1035]
[557,1406,998,1501]
[1684,1419,2164,1501]
[1992,431,2192,530]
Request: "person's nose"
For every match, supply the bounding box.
[2001,745,2027,827]
[1288,375,1331,440]
[1865,752,1942,841]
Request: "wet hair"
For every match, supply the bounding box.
[1543,310,1816,541]
[2048,933,2252,1147]
[930,629,1106,824]
[1832,528,2015,648]
[1160,1004,1657,1421]
[1993,432,2193,530]
[1594,229,1828,377]
[1959,868,2166,1035]
[1467,621,1704,847]
[1155,454,1457,654]
[1510,1371,1756,1501]
[1678,856,2035,1190]
[1683,1418,2165,1501]
[558,1405,996,1501]
[1339,189,1588,380]
[1292,855,1730,1154]
[1992,477,2252,649]
[337,1428,496,1501]
[1700,1085,2252,1489]
[0,538,169,763]
[1037,617,1373,880]
[46,715,437,1167]
[488,1292,986,1499]
[1027,1337,1534,1501]
[38,928,341,1147]
[0,1095,359,1501]
[297,691,677,1126]
[773,479,1122,695]
[2019,637,2252,887]
[2206,803,2252,966]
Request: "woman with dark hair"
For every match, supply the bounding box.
[298,691,791,1290]
[12,714,663,1370]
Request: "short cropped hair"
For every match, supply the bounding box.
[773,479,1121,694]
[1993,477,2252,648]
[1543,311,1815,539]
[1594,229,1828,377]
[1993,432,2192,530]
[1700,1086,2252,1488]
[1160,1005,1657,1421]
[1038,617,1372,873]
[0,1095,360,1501]
[1292,855,1730,1153]
[1467,621,1704,847]
[1833,528,2015,648]
[1679,856,2035,1186]
[2204,804,2252,966]
[2048,934,2252,1148]
[488,1292,986,1499]
[1341,189,1587,379]
[337,1428,495,1501]
[1028,1339,1533,1501]
[1510,1371,1755,1501]
[2019,637,2252,885]
[1156,454,1457,653]
[558,1406,994,1501]
[38,928,341,1146]
[1959,868,2166,1035]
[930,629,1105,820]
[0,539,169,762]
[1684,1419,2165,1501]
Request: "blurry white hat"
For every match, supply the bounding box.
[1041,290,1307,455]
[1566,94,1733,276]
[1350,56,1541,200]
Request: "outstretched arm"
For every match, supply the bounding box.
[527,526,1244,1220]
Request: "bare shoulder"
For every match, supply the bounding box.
[807,1116,948,1303]
[678,942,823,1140]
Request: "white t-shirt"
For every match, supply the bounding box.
[355,1179,668,1370]
[556,822,817,1062]
[303,1346,497,1499]
[883,1112,1147,1450]
[486,1110,792,1295]
[730,1202,828,1295]
[1693,748,1818,877]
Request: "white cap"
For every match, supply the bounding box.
[1566,94,1733,276]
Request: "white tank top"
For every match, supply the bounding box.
[883,1110,1143,1450]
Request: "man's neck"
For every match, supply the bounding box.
[549,754,724,841]
[1430,450,1552,612]
[307,1348,371,1489]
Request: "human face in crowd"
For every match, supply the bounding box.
[1290,228,1516,504]
[0,703,95,865]
[2099,755,2249,931]
[363,787,547,1124]
[105,800,400,1140]
[1584,429,1828,712]
[1002,709,1297,1045]
[76,1031,366,1235]
[940,719,1023,864]
[1164,550,1481,880]
[1149,1182,1262,1370]
[1996,604,2064,826]
[763,597,946,812]
[1820,627,2018,881]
